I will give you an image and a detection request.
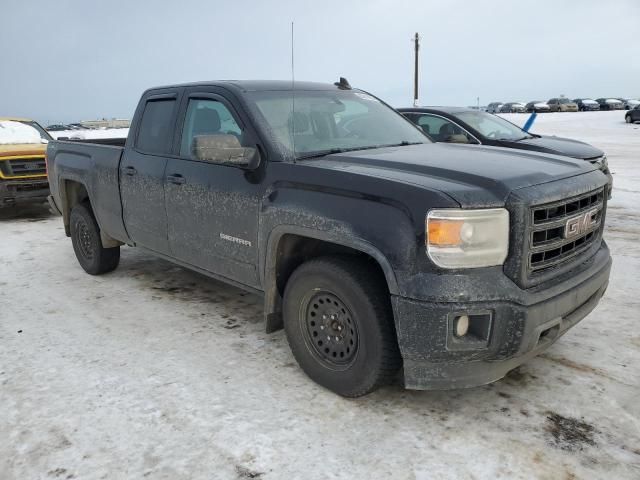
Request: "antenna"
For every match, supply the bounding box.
[290,21,296,163]
[413,32,420,107]
[291,22,295,87]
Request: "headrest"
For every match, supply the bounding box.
[288,112,309,134]
[193,108,221,133]
[439,123,455,136]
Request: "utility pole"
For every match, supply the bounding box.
[413,32,420,107]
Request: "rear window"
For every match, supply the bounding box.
[136,99,176,154]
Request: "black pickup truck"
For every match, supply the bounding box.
[47,80,611,397]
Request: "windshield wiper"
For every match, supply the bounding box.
[296,148,345,161]
[295,142,423,161]
[380,141,424,147]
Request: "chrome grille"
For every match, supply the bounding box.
[528,189,605,274]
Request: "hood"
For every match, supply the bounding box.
[505,135,603,160]
[0,143,47,158]
[305,143,596,207]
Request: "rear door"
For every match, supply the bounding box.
[120,91,180,254]
[164,89,264,288]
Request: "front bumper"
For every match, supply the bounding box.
[391,242,611,390]
[0,179,49,206]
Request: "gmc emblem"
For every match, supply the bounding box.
[564,208,599,239]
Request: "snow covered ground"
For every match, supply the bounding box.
[1,111,638,479]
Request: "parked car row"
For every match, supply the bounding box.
[46,123,91,131]
[487,97,638,113]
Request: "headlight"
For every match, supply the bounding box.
[594,155,608,170]
[426,208,509,268]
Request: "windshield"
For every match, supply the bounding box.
[247,89,429,159]
[19,120,52,141]
[454,111,530,141]
[0,120,50,145]
[559,98,573,104]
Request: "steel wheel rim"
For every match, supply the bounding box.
[300,290,359,370]
[76,218,94,260]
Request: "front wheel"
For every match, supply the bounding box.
[626,115,632,124]
[283,256,401,397]
[70,203,120,275]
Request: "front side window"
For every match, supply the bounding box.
[247,89,429,159]
[455,111,531,141]
[414,114,473,144]
[136,99,176,154]
[180,99,244,158]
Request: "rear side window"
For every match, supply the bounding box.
[136,99,176,154]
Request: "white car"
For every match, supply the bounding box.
[620,98,640,110]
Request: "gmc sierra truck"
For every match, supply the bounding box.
[47,80,611,397]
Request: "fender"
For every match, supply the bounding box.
[262,224,400,333]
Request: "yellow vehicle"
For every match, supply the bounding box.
[0,117,51,207]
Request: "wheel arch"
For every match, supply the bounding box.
[59,178,90,236]
[262,225,399,333]
[59,178,121,248]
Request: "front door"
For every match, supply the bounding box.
[164,92,263,288]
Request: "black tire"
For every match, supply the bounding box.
[283,256,401,397]
[70,202,120,275]
[625,115,632,124]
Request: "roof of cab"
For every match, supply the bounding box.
[147,80,343,93]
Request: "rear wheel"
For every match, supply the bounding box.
[626,115,632,123]
[283,256,401,397]
[70,202,120,275]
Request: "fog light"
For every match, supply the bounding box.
[454,315,469,337]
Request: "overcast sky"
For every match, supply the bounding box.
[1,0,638,124]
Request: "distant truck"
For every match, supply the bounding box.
[0,117,51,207]
[47,80,611,396]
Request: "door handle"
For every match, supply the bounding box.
[123,166,137,176]
[167,174,185,185]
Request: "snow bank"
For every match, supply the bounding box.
[0,120,45,145]
[49,128,129,140]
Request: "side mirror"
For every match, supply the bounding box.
[191,134,260,169]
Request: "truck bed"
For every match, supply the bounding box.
[56,137,127,147]
[47,139,127,243]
